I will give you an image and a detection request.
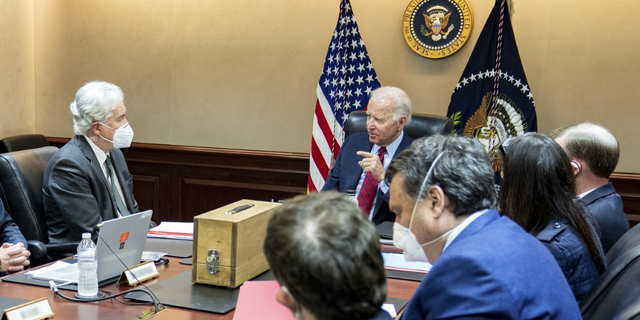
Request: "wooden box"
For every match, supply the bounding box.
[192,199,281,287]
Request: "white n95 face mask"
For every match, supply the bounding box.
[100,122,134,149]
[393,222,429,262]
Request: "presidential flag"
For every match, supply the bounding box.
[446,0,537,172]
[308,0,381,192]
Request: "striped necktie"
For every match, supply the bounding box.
[357,147,386,216]
[105,155,131,216]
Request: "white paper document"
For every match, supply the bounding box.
[382,252,432,272]
[382,303,397,317]
[27,260,80,283]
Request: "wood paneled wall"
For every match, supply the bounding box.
[48,138,308,224]
[48,138,640,227]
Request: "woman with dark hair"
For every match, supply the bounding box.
[499,133,605,302]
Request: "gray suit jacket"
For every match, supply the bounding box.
[43,135,139,244]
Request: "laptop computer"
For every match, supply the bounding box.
[33,210,153,284]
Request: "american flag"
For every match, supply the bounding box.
[308,0,381,192]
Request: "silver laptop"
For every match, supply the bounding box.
[33,210,153,284]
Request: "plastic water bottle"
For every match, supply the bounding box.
[77,232,98,297]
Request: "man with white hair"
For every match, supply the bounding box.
[322,86,413,224]
[553,122,630,253]
[44,81,139,244]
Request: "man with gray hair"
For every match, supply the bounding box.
[387,135,581,319]
[322,86,413,224]
[264,192,391,320]
[553,122,629,253]
[44,81,139,244]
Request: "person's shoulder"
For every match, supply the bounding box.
[339,133,370,151]
[536,219,568,243]
[56,136,86,156]
[345,132,369,143]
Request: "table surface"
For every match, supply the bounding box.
[0,242,419,319]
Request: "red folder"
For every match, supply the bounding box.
[233,280,296,320]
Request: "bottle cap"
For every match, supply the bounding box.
[82,232,91,239]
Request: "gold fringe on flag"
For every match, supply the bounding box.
[507,0,514,19]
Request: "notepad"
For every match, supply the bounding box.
[232,280,397,319]
[233,280,294,320]
[147,222,194,240]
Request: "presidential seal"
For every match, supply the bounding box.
[403,0,473,59]
[463,92,528,171]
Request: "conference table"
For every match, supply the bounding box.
[0,241,420,319]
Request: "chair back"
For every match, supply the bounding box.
[0,134,49,153]
[0,146,59,243]
[580,223,640,319]
[344,111,453,139]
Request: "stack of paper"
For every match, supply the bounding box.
[382,252,432,273]
[147,222,194,240]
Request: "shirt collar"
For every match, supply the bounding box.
[371,131,404,158]
[442,209,488,252]
[83,134,109,166]
[578,187,597,199]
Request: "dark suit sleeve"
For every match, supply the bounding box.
[321,136,353,192]
[46,156,103,240]
[0,200,27,245]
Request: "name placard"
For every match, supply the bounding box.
[118,260,159,286]
[3,297,54,320]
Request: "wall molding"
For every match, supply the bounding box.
[47,137,640,226]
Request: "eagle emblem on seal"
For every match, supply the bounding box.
[422,6,455,41]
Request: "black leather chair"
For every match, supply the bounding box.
[580,223,640,319]
[0,146,77,266]
[344,111,453,139]
[0,134,49,153]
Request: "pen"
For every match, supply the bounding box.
[225,203,254,215]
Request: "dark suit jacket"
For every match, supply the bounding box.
[43,135,139,244]
[401,210,582,320]
[581,182,630,254]
[321,132,413,224]
[0,198,27,245]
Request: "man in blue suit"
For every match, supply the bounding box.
[387,135,581,319]
[554,122,630,253]
[322,86,413,224]
[0,198,30,273]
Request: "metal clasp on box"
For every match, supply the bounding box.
[206,249,220,274]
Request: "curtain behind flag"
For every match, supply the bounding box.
[446,0,536,172]
[308,0,381,192]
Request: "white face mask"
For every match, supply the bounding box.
[393,152,455,263]
[100,122,134,149]
[393,222,428,262]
